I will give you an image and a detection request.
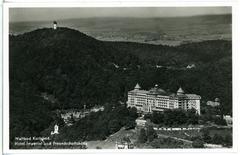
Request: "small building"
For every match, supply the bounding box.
[223,115,232,126]
[135,117,147,127]
[51,124,59,135]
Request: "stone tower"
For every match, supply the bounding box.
[53,21,57,30]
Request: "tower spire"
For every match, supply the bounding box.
[177,87,184,95]
[134,83,141,90]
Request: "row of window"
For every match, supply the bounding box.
[128,96,198,108]
[129,103,197,112]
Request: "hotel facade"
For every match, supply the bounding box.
[127,84,201,115]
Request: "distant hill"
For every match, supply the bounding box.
[10,14,231,46]
[104,39,231,66]
[9,27,232,143]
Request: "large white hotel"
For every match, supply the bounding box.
[127,83,201,115]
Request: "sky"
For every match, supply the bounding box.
[10,7,231,22]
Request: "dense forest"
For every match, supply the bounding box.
[9,27,232,145]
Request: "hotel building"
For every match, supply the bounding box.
[127,83,201,115]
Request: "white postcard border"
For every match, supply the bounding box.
[3,1,240,154]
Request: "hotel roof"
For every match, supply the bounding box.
[129,83,200,99]
[134,83,141,89]
[177,87,184,94]
[129,89,148,94]
[148,87,167,95]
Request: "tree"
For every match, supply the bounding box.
[149,109,199,126]
[191,136,202,141]
[125,118,136,130]
[186,109,199,125]
[146,125,157,142]
[223,134,232,147]
[108,119,121,134]
[151,112,164,124]
[69,114,75,124]
[138,128,147,143]
[212,134,224,144]
[143,114,151,120]
[150,137,184,148]
[128,107,138,119]
[192,139,204,148]
[150,138,163,148]
[214,117,227,126]
[202,130,212,143]
[56,116,65,128]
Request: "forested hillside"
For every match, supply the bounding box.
[9,27,232,143]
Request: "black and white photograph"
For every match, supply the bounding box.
[7,6,233,150]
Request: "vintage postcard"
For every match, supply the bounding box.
[2,2,238,154]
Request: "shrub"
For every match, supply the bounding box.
[138,128,147,143]
[192,139,204,148]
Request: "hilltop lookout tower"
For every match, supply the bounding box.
[53,21,57,30]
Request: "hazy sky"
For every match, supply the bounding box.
[10,7,231,22]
